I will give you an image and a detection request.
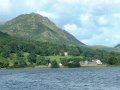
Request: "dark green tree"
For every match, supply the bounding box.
[108,57,118,65]
[37,56,50,65]
[51,60,59,68]
[28,53,37,64]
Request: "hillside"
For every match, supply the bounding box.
[115,44,120,48]
[0,31,85,68]
[0,31,95,68]
[0,13,84,46]
[89,45,120,52]
[0,31,120,68]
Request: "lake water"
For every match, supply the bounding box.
[0,67,120,90]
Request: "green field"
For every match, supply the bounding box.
[45,56,83,62]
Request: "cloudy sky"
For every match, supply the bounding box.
[0,0,120,46]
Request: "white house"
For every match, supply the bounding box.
[59,63,63,66]
[93,59,102,65]
[64,52,68,56]
[48,63,51,67]
[84,60,89,65]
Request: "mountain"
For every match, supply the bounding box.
[0,30,84,56]
[0,31,11,43]
[0,13,84,46]
[0,22,4,25]
[115,44,120,48]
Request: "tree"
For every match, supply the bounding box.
[16,51,24,57]
[60,58,69,66]
[51,60,59,68]
[17,57,27,67]
[37,56,50,65]
[67,58,81,68]
[28,53,37,64]
[1,50,10,58]
[108,57,118,65]
[60,58,81,68]
[0,60,9,68]
[16,51,27,67]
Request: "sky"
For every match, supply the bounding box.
[0,0,120,46]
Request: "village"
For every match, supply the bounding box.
[80,59,104,67]
[52,52,105,67]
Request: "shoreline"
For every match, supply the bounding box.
[1,65,120,70]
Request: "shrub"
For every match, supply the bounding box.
[60,58,81,68]
[28,53,37,64]
[51,60,59,68]
[108,57,118,65]
[0,61,9,68]
[37,56,50,65]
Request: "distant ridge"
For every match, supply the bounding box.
[115,44,120,48]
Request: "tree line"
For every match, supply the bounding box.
[0,31,120,68]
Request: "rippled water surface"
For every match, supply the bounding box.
[0,67,120,90]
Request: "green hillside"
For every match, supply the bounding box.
[115,44,120,48]
[0,31,120,68]
[89,45,120,52]
[0,31,86,68]
[0,13,84,46]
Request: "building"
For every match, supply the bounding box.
[84,60,89,65]
[93,59,102,65]
[64,52,68,56]
[59,63,63,66]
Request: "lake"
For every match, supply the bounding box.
[0,67,120,90]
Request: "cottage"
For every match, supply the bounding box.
[48,63,51,67]
[84,60,89,65]
[64,52,68,56]
[93,59,102,65]
[59,63,63,66]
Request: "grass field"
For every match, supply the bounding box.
[46,56,83,63]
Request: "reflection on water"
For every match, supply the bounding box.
[0,67,120,90]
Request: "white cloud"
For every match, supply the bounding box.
[63,24,78,35]
[82,27,120,46]
[58,0,80,4]
[63,22,120,46]
[58,0,120,6]
[36,11,58,19]
[114,0,120,5]
[113,13,120,18]
[79,14,91,25]
[25,0,48,9]
[0,0,12,13]
[97,16,108,26]
[63,24,94,40]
